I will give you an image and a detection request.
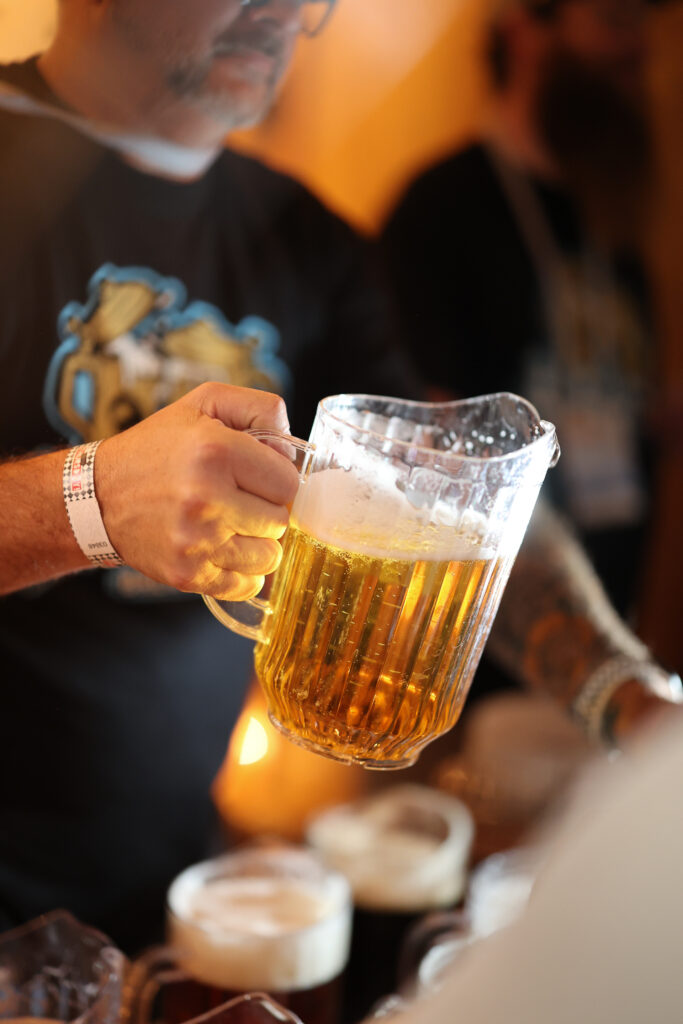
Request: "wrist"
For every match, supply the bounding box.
[603,679,676,745]
[572,655,683,747]
[62,441,124,567]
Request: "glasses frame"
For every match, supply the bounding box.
[239,0,336,38]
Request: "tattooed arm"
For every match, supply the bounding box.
[487,501,682,746]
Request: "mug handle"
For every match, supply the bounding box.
[123,946,304,1024]
[396,909,471,993]
[202,428,315,643]
[123,945,183,1024]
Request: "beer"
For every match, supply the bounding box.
[255,466,510,768]
[164,847,351,1024]
[307,786,474,1023]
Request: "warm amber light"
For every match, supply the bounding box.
[213,680,368,842]
[238,715,270,766]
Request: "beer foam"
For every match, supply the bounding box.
[292,466,495,562]
[307,786,474,912]
[467,850,538,938]
[167,852,351,991]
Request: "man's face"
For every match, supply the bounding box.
[553,0,646,96]
[533,0,651,240]
[110,0,301,130]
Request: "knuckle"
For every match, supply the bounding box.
[191,433,232,480]
[165,542,208,593]
[179,381,213,410]
[245,538,281,574]
[193,381,219,403]
[242,574,266,600]
[167,565,195,593]
[168,522,196,557]
[262,544,282,576]
[257,390,288,423]
[270,506,291,537]
[207,570,239,598]
[213,571,262,601]
[177,488,209,525]
[265,391,286,415]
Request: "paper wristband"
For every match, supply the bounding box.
[63,441,124,568]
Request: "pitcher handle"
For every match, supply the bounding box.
[202,428,315,643]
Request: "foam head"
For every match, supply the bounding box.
[306,786,474,912]
[292,466,495,562]
[167,847,352,992]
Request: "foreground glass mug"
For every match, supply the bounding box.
[0,910,125,1024]
[0,911,305,1024]
[129,846,352,1024]
[205,393,559,769]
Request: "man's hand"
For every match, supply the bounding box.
[605,678,683,748]
[96,383,300,600]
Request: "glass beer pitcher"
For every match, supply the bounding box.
[205,393,559,770]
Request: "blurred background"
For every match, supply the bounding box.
[2,0,681,846]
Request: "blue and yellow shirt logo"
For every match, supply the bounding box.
[44,263,291,445]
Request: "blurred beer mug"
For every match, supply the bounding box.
[465,846,540,941]
[398,909,473,1000]
[128,990,304,1024]
[0,910,125,1024]
[205,393,559,769]
[130,846,351,1024]
[306,785,474,1023]
[435,693,594,861]
[397,847,541,1002]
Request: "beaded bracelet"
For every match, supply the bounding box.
[572,654,683,745]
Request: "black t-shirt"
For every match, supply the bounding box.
[382,142,653,621]
[0,62,414,950]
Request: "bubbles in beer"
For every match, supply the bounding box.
[255,468,512,767]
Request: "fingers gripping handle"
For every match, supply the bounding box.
[202,429,315,642]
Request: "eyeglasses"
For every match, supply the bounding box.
[240,0,337,37]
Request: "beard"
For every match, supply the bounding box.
[109,0,289,135]
[164,59,279,133]
[535,51,654,249]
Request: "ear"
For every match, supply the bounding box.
[83,0,115,23]
[504,7,556,68]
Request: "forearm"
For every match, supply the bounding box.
[0,449,90,595]
[489,502,646,703]
[487,501,680,743]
